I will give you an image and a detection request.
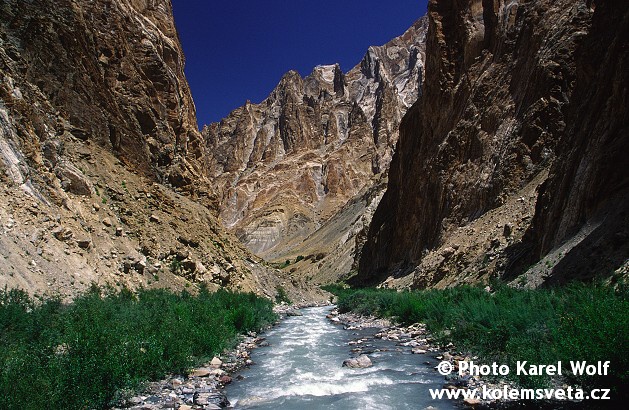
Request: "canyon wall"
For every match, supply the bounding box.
[0,0,319,302]
[520,0,629,285]
[202,18,428,258]
[355,0,628,287]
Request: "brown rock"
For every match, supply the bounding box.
[76,238,91,249]
[503,223,512,237]
[52,227,73,241]
[56,163,92,195]
[353,0,626,287]
[188,367,211,378]
[171,378,183,387]
[203,18,429,258]
[464,397,481,406]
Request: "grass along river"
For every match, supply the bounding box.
[225,306,454,409]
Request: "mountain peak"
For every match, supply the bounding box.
[202,16,429,256]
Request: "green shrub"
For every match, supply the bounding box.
[275,286,291,305]
[275,260,291,269]
[326,282,629,396]
[169,257,182,274]
[0,285,276,409]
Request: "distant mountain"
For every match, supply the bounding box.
[202,17,428,258]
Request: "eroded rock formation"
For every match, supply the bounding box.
[203,18,428,257]
[0,0,207,191]
[0,0,321,302]
[355,0,628,287]
[269,175,388,285]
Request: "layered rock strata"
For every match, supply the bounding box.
[203,18,428,257]
[268,175,387,285]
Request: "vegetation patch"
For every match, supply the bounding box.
[275,285,291,305]
[323,282,629,399]
[272,255,308,270]
[0,285,276,409]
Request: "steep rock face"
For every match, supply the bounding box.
[356,0,627,287]
[518,0,629,285]
[0,0,322,302]
[0,0,206,191]
[203,18,428,256]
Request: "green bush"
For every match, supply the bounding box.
[169,257,182,274]
[0,285,276,409]
[275,285,291,305]
[326,283,629,396]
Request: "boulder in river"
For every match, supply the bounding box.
[285,309,303,316]
[342,354,372,368]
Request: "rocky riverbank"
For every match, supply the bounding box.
[114,303,582,409]
[111,333,264,410]
[327,309,583,409]
[325,308,564,409]
[111,303,326,410]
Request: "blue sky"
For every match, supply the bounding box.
[171,1,429,127]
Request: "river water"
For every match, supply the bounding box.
[226,306,456,409]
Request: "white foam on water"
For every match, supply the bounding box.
[356,394,394,410]
[281,376,395,399]
[227,306,453,409]
[281,339,310,347]
[293,368,343,383]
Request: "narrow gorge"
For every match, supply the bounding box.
[202,0,628,291]
[0,0,627,408]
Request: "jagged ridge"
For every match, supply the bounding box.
[202,17,428,257]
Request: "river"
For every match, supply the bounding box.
[226,306,456,409]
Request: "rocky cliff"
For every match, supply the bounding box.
[355,0,628,287]
[517,0,629,286]
[0,0,321,302]
[202,18,428,257]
